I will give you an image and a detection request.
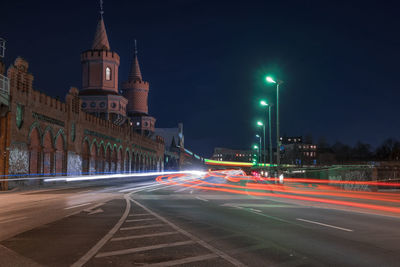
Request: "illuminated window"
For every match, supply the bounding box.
[105,67,111,81]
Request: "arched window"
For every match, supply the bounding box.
[105,67,111,81]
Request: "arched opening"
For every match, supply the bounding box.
[54,134,65,175]
[111,149,117,173]
[82,139,90,174]
[116,148,122,172]
[124,150,130,173]
[105,146,111,173]
[138,154,142,172]
[98,145,105,173]
[90,144,97,174]
[131,153,136,172]
[43,131,54,175]
[29,128,41,175]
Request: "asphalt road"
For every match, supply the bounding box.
[0,171,399,266]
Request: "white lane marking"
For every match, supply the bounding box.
[120,224,165,231]
[250,208,262,213]
[95,240,195,258]
[119,184,158,193]
[71,195,131,267]
[296,218,353,232]
[84,203,105,213]
[196,196,209,202]
[128,213,149,217]
[144,253,218,267]
[64,203,92,210]
[125,218,157,222]
[130,198,246,267]
[111,231,179,242]
[0,216,28,224]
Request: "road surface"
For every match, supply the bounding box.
[0,170,399,266]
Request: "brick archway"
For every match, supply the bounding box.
[29,127,41,175]
[42,130,54,175]
[98,144,105,173]
[90,143,97,174]
[105,145,112,173]
[124,150,130,173]
[82,139,90,174]
[54,133,65,175]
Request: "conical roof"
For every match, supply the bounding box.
[92,17,110,50]
[128,40,142,81]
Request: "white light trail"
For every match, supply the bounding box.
[43,170,206,183]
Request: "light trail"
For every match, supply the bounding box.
[155,170,400,215]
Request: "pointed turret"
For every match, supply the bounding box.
[92,17,110,50]
[129,40,142,81]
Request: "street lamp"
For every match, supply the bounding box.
[260,100,273,165]
[253,145,259,164]
[266,76,283,167]
[256,121,265,165]
[255,134,261,163]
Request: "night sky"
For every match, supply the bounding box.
[1,0,400,157]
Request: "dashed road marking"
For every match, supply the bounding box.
[95,240,195,258]
[120,224,165,231]
[129,197,246,266]
[144,253,219,267]
[125,218,157,222]
[64,203,92,210]
[111,231,179,242]
[249,208,262,213]
[71,196,131,267]
[296,218,353,232]
[128,213,149,217]
[196,196,209,202]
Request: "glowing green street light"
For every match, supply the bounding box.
[253,145,258,149]
[266,75,283,167]
[260,99,273,165]
[256,121,265,164]
[255,134,262,162]
[266,76,276,83]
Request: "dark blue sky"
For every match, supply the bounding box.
[1,0,400,157]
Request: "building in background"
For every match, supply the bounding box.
[211,147,256,162]
[280,136,317,165]
[155,123,184,170]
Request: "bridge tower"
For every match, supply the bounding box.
[122,41,156,136]
[79,5,127,125]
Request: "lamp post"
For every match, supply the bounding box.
[255,134,261,163]
[256,121,265,165]
[260,100,273,164]
[266,76,283,166]
[253,145,259,163]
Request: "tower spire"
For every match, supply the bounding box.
[129,39,142,81]
[92,0,110,50]
[99,0,104,18]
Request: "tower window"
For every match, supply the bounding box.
[105,67,111,81]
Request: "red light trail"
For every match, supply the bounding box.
[155,170,400,215]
